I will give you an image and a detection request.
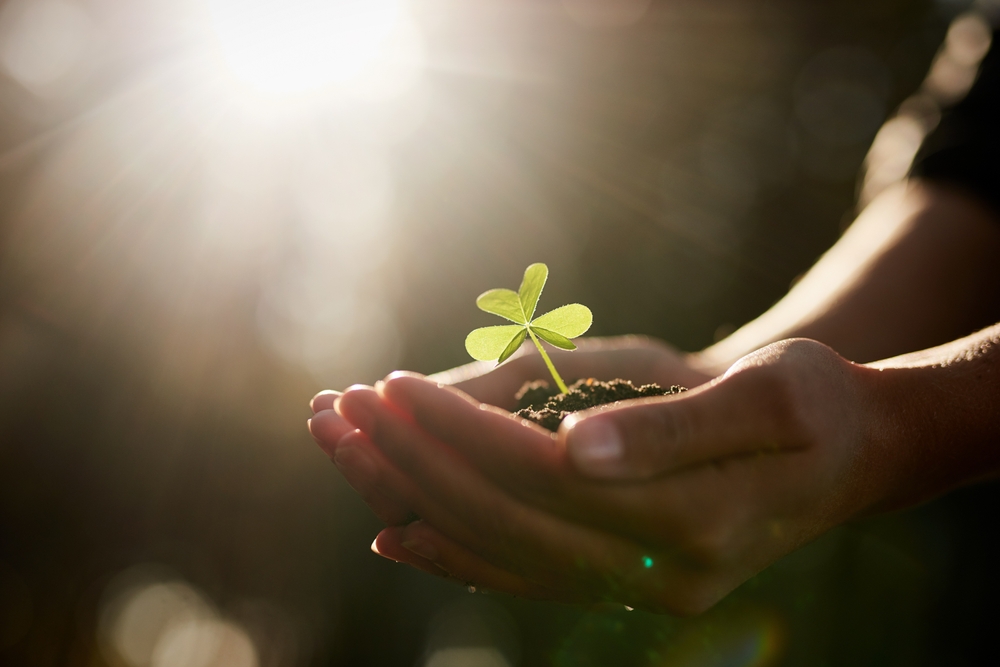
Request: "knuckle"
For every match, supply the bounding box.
[769,339,852,438]
[728,340,836,441]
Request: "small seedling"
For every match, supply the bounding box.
[465,263,592,394]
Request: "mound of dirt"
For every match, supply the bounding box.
[513,378,686,431]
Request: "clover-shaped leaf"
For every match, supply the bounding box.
[518,262,547,321]
[475,290,524,324]
[465,325,525,361]
[532,304,593,339]
[465,263,592,393]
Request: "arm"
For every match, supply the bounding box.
[307,176,1000,610]
[314,173,1000,422]
[694,181,1000,372]
[328,324,1000,613]
[862,323,1000,511]
[430,179,1000,400]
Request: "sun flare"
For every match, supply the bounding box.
[207,0,403,94]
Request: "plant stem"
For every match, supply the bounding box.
[527,328,569,394]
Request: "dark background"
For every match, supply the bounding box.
[1,0,998,665]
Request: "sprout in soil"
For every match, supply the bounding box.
[465,263,592,394]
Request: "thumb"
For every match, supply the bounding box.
[560,374,790,479]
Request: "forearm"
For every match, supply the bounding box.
[863,322,1000,513]
[694,181,1000,372]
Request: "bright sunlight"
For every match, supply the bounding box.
[208,0,403,94]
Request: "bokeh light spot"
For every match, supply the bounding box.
[98,567,260,667]
[0,0,94,94]
[424,647,511,667]
[104,581,213,667]
[152,618,258,667]
[423,599,520,667]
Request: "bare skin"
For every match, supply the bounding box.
[307,336,713,526]
[307,180,1000,613]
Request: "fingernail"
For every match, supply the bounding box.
[401,538,439,563]
[567,419,624,476]
[371,537,399,561]
[310,390,341,413]
[334,446,377,485]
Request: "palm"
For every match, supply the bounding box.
[436,336,715,411]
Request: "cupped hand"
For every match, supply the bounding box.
[307,335,713,526]
[429,335,715,410]
[308,389,415,525]
[330,339,898,614]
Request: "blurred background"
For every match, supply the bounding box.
[1,0,999,665]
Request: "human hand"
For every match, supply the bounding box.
[330,339,899,614]
[307,335,713,525]
[308,389,416,525]
[430,334,715,410]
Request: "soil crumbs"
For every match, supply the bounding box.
[513,378,687,432]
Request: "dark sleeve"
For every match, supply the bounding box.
[910,30,1000,218]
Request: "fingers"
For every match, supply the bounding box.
[375,373,734,548]
[375,521,586,603]
[331,431,414,525]
[311,380,746,608]
[380,373,567,497]
[370,527,455,580]
[339,383,781,613]
[308,408,355,458]
[430,361,532,411]
[309,391,417,524]
[335,385,663,600]
[378,519,724,615]
[310,390,341,413]
[562,367,802,480]
[337,386,569,575]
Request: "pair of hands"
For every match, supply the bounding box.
[308,336,893,614]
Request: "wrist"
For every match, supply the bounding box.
[847,365,929,516]
[859,329,1000,513]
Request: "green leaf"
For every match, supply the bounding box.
[530,304,592,339]
[496,328,528,364]
[476,289,526,324]
[518,263,548,322]
[532,327,576,350]
[465,325,526,361]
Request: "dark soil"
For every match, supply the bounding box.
[513,378,687,431]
